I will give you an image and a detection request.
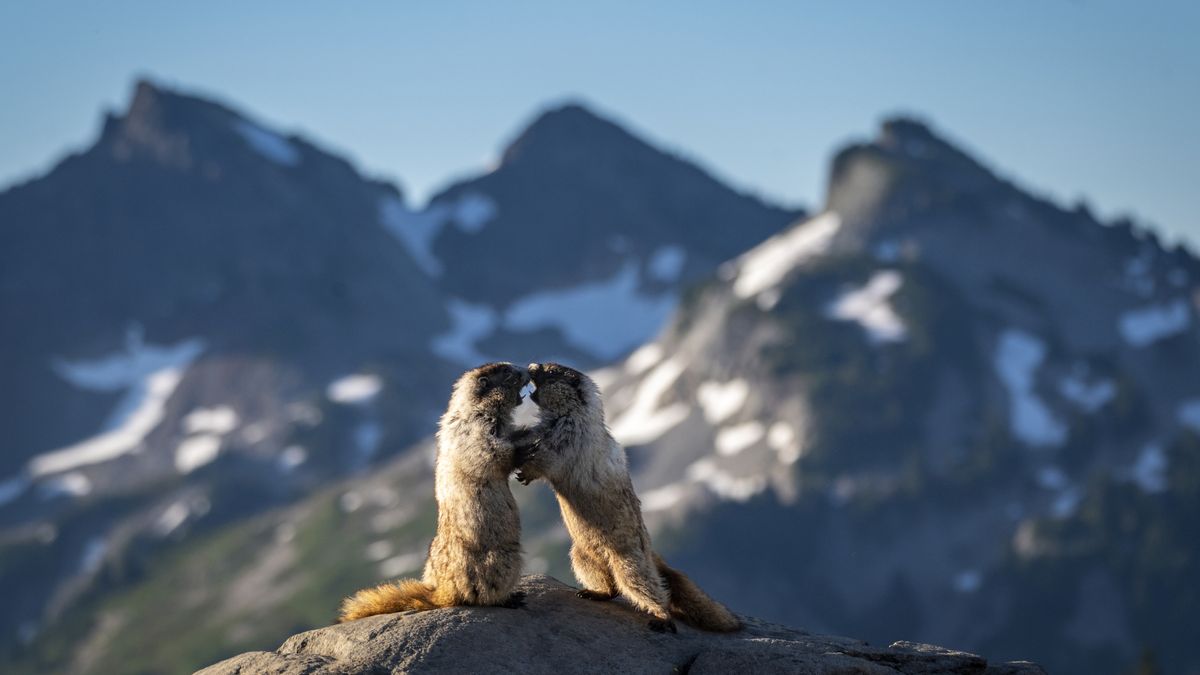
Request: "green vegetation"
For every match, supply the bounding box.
[6,478,439,675]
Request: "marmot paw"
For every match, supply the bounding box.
[576,589,616,602]
[500,591,526,609]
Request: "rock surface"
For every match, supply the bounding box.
[198,575,1044,675]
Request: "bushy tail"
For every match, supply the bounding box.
[337,579,440,622]
[654,554,742,632]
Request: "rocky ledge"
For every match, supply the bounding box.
[198,575,1044,674]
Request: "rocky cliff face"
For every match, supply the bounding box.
[198,576,1044,675]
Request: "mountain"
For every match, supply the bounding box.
[592,119,1200,674]
[409,102,801,366]
[0,80,467,658]
[0,81,798,673]
[200,575,1046,675]
[5,79,1195,675]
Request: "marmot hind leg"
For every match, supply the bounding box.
[570,545,618,600]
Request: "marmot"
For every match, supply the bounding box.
[338,362,531,622]
[515,362,741,633]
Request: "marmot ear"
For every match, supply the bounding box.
[478,376,489,388]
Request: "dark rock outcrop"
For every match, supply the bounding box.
[198,576,1044,675]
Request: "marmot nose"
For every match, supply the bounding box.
[527,363,542,383]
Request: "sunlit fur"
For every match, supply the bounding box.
[518,363,741,633]
[338,363,529,622]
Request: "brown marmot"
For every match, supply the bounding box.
[338,362,531,622]
[515,362,741,633]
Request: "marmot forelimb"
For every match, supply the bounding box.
[515,362,741,633]
[338,362,531,622]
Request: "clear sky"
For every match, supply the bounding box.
[2,1,1197,246]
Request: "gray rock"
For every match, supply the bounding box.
[197,576,1044,675]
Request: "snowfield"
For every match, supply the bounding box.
[993,329,1068,448]
[35,330,205,477]
[1119,299,1191,347]
[504,263,675,360]
[233,119,301,167]
[825,270,907,343]
[732,211,841,299]
[430,299,498,366]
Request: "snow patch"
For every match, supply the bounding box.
[364,540,394,562]
[354,421,383,462]
[625,343,664,376]
[1119,299,1191,347]
[767,422,802,464]
[279,446,308,472]
[733,211,841,299]
[1132,443,1167,493]
[1123,254,1156,298]
[505,263,675,360]
[609,357,689,446]
[233,119,300,167]
[648,245,686,282]
[825,270,906,343]
[639,483,690,512]
[1179,399,1200,433]
[696,379,749,424]
[40,472,92,499]
[378,195,446,277]
[431,299,498,366]
[1036,466,1068,491]
[379,552,425,578]
[686,458,767,502]
[953,570,982,593]
[0,476,28,507]
[1051,488,1082,519]
[80,538,107,575]
[448,192,497,233]
[327,374,382,405]
[1058,372,1116,413]
[51,327,204,394]
[339,491,364,513]
[994,330,1068,448]
[155,501,190,536]
[175,435,221,473]
[183,406,238,435]
[35,330,205,476]
[34,370,189,477]
[715,421,764,456]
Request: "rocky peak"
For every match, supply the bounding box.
[429,100,801,314]
[499,101,640,167]
[199,576,1045,675]
[825,116,1014,254]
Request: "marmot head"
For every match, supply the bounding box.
[453,362,530,415]
[527,362,601,416]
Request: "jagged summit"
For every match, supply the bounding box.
[499,101,639,166]
[428,99,802,313]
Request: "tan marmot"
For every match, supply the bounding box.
[515,362,741,633]
[338,362,531,622]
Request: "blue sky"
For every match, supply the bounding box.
[2,1,1197,245]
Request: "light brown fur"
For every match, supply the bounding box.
[516,363,741,633]
[338,363,530,622]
